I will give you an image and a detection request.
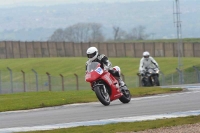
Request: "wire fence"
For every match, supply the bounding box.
[0,67,200,94]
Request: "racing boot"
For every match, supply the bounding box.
[116,77,128,91]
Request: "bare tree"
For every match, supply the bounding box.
[113,26,120,41]
[112,26,127,41]
[137,25,146,40]
[49,22,104,42]
[125,25,150,40]
[89,23,104,42]
[64,23,90,42]
[49,28,65,41]
[126,27,138,40]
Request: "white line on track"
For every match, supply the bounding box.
[0,110,200,133]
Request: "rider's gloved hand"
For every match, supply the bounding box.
[104,66,109,71]
[104,65,112,71]
[141,73,144,76]
[140,70,145,76]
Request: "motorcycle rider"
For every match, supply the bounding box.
[139,51,159,75]
[86,46,126,90]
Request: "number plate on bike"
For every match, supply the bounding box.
[95,67,103,75]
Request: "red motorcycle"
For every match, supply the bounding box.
[85,62,131,106]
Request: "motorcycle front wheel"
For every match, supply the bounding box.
[153,76,160,86]
[94,85,110,106]
[142,77,152,87]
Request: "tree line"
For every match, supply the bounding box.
[48,22,150,42]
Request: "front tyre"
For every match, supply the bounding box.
[154,76,160,86]
[142,78,152,87]
[94,86,110,106]
[119,86,131,103]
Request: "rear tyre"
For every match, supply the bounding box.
[94,86,110,106]
[119,86,131,103]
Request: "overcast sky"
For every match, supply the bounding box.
[0,0,160,6]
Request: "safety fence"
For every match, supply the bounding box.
[0,67,200,94]
[0,70,140,94]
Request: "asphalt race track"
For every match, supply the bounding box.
[0,85,200,133]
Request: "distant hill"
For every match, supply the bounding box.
[0,0,199,41]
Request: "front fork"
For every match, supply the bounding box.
[151,76,155,85]
[92,82,107,94]
[102,85,107,94]
[150,74,159,85]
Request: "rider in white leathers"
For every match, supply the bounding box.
[139,51,159,74]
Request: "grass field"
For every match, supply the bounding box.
[0,57,199,90]
[0,57,200,77]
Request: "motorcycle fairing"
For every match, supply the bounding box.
[101,72,122,100]
[85,71,101,82]
[95,67,103,75]
[85,66,103,82]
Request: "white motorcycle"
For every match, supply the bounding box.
[141,67,160,87]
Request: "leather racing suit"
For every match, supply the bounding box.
[85,54,125,88]
[139,56,159,74]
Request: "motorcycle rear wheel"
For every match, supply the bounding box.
[119,87,131,103]
[94,86,110,106]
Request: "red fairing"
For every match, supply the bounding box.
[85,70,101,82]
[101,72,122,100]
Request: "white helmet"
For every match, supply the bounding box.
[143,51,150,60]
[86,47,98,61]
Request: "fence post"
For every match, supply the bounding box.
[137,73,142,87]
[193,66,200,83]
[176,68,184,84]
[21,70,26,92]
[159,71,165,86]
[32,69,39,91]
[60,74,64,91]
[74,73,79,90]
[46,72,51,91]
[7,67,13,93]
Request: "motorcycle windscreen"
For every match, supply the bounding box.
[85,67,103,82]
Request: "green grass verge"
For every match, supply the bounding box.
[18,115,200,133]
[0,87,182,112]
[0,57,199,87]
[0,57,200,77]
